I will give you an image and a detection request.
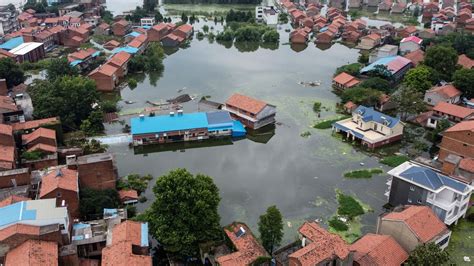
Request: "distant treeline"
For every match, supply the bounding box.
[163,0,261,4]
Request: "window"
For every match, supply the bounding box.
[408,198,412,203]
[410,186,415,191]
[417,199,423,204]
[57,192,62,197]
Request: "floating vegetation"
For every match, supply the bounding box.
[343,168,384,179]
[300,131,312,138]
[313,115,350,129]
[380,155,410,167]
[328,216,348,231]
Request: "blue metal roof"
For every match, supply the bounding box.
[0,37,24,51]
[70,60,83,67]
[0,201,37,228]
[206,111,233,128]
[232,121,246,137]
[131,113,209,135]
[92,51,101,57]
[400,165,469,193]
[126,31,141,38]
[141,222,149,247]
[360,56,397,73]
[355,106,400,128]
[112,46,139,54]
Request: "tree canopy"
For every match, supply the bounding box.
[403,65,438,92]
[341,87,382,106]
[258,205,284,256]
[453,68,474,99]
[28,76,100,130]
[79,188,120,220]
[392,86,426,121]
[46,57,78,81]
[144,168,221,258]
[0,58,26,88]
[424,46,458,81]
[359,77,392,93]
[406,243,450,266]
[335,63,362,77]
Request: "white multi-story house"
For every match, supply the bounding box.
[386,161,472,225]
[0,5,19,36]
[255,6,278,25]
[140,17,155,27]
[333,106,404,149]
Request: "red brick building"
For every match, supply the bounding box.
[111,19,131,36]
[332,72,360,90]
[106,51,131,78]
[21,127,57,154]
[0,168,30,189]
[68,153,117,190]
[0,195,29,208]
[439,120,474,162]
[147,23,174,42]
[88,64,119,92]
[5,239,58,266]
[350,234,408,265]
[0,124,16,170]
[39,167,80,219]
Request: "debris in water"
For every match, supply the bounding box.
[360,162,365,166]
[177,87,187,93]
[287,221,292,227]
[464,257,471,262]
[167,94,193,104]
[298,81,322,87]
[124,100,135,104]
[313,176,319,179]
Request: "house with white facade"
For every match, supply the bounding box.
[386,161,472,226]
[332,106,404,148]
[399,36,423,55]
[256,6,278,25]
[369,44,398,63]
[424,84,462,106]
[140,17,155,27]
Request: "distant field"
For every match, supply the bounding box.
[163,4,256,16]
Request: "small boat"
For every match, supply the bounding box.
[124,100,135,104]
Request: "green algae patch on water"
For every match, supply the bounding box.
[447,205,474,265]
[380,155,410,167]
[343,168,384,179]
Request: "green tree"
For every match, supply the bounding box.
[143,0,157,12]
[202,25,209,33]
[145,169,221,257]
[181,12,188,23]
[117,174,153,194]
[406,243,450,266]
[29,76,99,129]
[278,13,288,24]
[453,68,474,98]
[341,87,382,106]
[262,30,279,43]
[82,139,108,155]
[46,57,78,81]
[0,58,26,88]
[79,188,120,220]
[155,10,163,22]
[80,109,104,136]
[258,205,283,256]
[367,64,393,80]
[392,86,426,121]
[335,63,362,76]
[144,43,165,71]
[360,77,392,93]
[424,46,458,81]
[358,53,369,64]
[403,65,437,92]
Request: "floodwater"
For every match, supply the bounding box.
[105,19,391,243]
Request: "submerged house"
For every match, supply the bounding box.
[333,106,404,148]
[223,93,276,130]
[130,111,246,146]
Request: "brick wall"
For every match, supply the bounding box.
[41,189,80,219]
[439,130,474,161]
[78,160,117,190]
[0,170,30,188]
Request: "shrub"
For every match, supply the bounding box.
[313,116,350,129]
[337,193,365,219]
[329,216,348,231]
[380,155,409,167]
[21,150,45,161]
[344,168,384,179]
[313,101,322,113]
[128,78,137,89]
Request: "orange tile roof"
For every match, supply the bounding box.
[404,49,425,66]
[445,120,474,133]
[383,206,448,243]
[344,101,357,109]
[27,143,57,153]
[68,48,97,61]
[102,221,151,266]
[5,240,58,266]
[114,19,129,27]
[119,189,138,201]
[176,24,193,34]
[104,40,120,48]
[39,167,78,198]
[0,95,18,112]
[0,145,15,164]
[289,222,350,265]
[428,84,461,99]
[459,158,474,173]
[0,123,13,136]
[22,127,56,144]
[128,38,144,48]
[107,51,131,67]
[333,72,360,87]
[0,224,41,242]
[98,23,110,30]
[216,222,268,266]
[225,93,268,115]
[89,64,118,77]
[0,195,30,208]
[350,234,408,266]
[433,102,474,119]
[458,54,474,69]
[11,117,59,131]
[364,33,381,41]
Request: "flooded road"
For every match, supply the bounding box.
[105,20,390,243]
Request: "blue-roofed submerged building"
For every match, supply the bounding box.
[333,106,404,148]
[387,161,473,225]
[131,111,246,146]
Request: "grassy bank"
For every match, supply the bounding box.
[313,115,350,129]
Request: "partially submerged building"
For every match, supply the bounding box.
[131,111,246,146]
[223,93,276,130]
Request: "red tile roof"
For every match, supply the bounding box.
[401,36,423,44]
[216,222,268,266]
[27,143,57,153]
[98,23,110,30]
[5,240,58,266]
[89,64,119,77]
[333,72,360,87]
[0,145,15,164]
[11,117,59,131]
[119,189,138,202]
[458,54,474,69]
[364,33,381,41]
[104,40,120,48]
[22,127,56,144]
[383,206,448,243]
[445,120,474,133]
[351,234,408,266]
[225,93,268,115]
[0,95,18,112]
[0,123,13,136]
[289,222,350,265]
[176,24,193,34]
[68,48,97,61]
[107,51,131,67]
[428,84,461,99]
[0,195,30,208]
[39,167,78,198]
[404,49,425,66]
[113,19,129,27]
[459,158,474,173]
[433,102,474,119]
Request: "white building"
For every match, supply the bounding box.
[256,6,278,25]
[0,5,19,36]
[399,36,423,55]
[387,161,472,225]
[140,17,155,27]
[369,44,398,63]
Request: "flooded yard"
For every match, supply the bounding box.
[104,19,391,244]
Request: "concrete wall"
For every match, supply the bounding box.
[388,177,429,207]
[377,219,420,252]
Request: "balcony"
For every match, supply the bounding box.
[427,197,456,211]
